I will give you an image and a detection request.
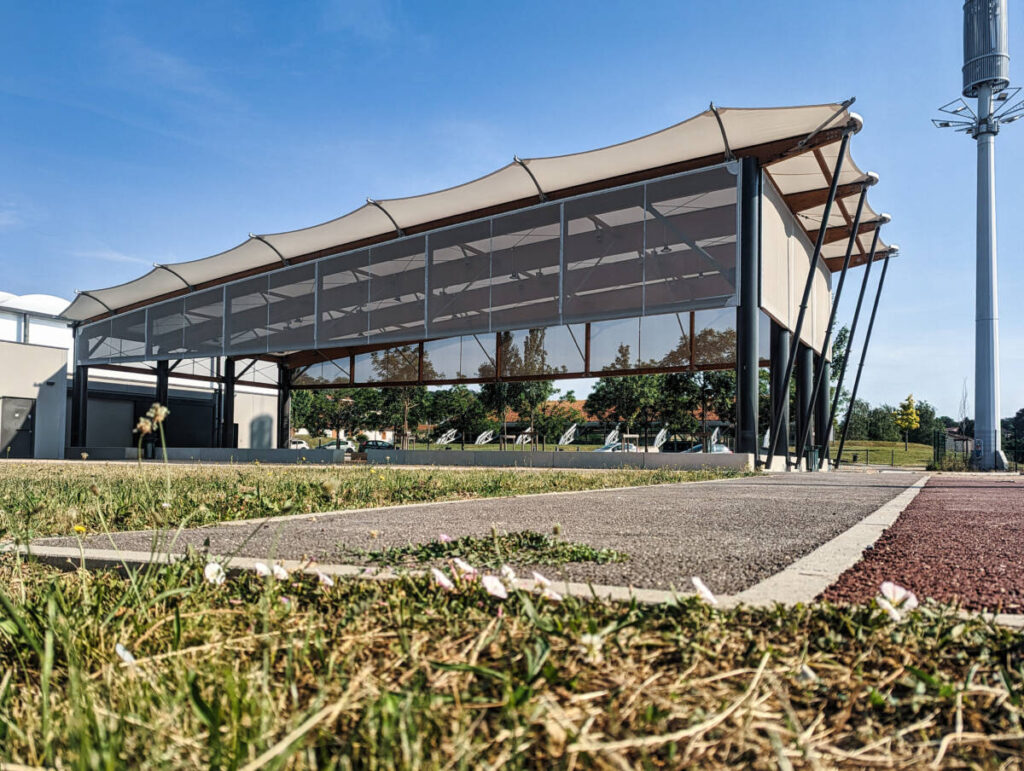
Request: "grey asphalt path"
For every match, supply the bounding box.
[37,471,925,594]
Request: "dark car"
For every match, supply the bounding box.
[659,440,694,453]
[358,439,395,452]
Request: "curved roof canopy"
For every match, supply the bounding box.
[62,100,890,322]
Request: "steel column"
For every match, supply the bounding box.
[277,362,292,449]
[736,156,760,456]
[795,343,814,469]
[819,220,886,468]
[769,323,791,465]
[70,364,89,448]
[765,129,852,468]
[836,242,897,468]
[221,358,236,449]
[814,354,831,451]
[792,179,872,466]
[155,360,169,407]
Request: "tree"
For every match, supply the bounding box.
[430,386,492,444]
[585,373,661,437]
[892,395,921,451]
[290,390,332,439]
[532,395,585,446]
[370,345,438,449]
[327,389,381,439]
[829,325,852,415]
[842,398,871,441]
[867,404,899,442]
[908,399,941,446]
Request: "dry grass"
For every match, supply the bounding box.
[0,554,1022,769]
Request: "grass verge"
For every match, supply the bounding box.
[0,463,746,541]
[341,530,630,568]
[0,554,1021,768]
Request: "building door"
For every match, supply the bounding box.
[1,397,36,459]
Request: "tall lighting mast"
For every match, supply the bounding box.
[934,0,1023,469]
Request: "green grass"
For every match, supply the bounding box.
[342,530,630,568]
[827,440,934,468]
[0,463,746,541]
[0,554,1022,768]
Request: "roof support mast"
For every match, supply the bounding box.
[764,124,856,469]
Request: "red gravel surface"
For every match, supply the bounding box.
[822,475,1024,612]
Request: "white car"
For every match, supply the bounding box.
[319,439,356,453]
[592,442,638,453]
[681,443,732,454]
[289,438,310,450]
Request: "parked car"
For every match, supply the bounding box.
[358,439,395,452]
[592,442,638,453]
[681,443,733,454]
[319,439,356,453]
[660,439,695,453]
[288,438,310,450]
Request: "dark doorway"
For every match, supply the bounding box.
[1,397,36,459]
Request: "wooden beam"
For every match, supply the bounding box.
[782,182,863,213]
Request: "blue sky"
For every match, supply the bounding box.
[1,1,1021,418]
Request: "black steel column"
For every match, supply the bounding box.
[836,242,898,468]
[814,354,831,451]
[70,364,89,448]
[769,323,790,465]
[765,128,852,468]
[155,360,169,407]
[736,156,760,457]
[795,343,814,469]
[221,358,236,449]
[277,362,291,449]
[819,217,887,468]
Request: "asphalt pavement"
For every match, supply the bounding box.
[38,471,925,594]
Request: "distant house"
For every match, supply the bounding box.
[945,428,973,454]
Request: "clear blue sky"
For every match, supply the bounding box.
[2,1,1021,419]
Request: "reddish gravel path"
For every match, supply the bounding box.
[822,475,1024,612]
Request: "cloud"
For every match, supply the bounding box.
[71,248,152,266]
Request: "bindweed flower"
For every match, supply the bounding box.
[432,567,455,591]
[253,562,272,577]
[481,574,507,599]
[134,417,153,436]
[438,533,453,543]
[272,563,290,581]
[691,576,718,606]
[160,502,171,510]
[452,558,477,577]
[115,643,137,666]
[539,587,563,602]
[204,562,226,586]
[316,571,335,588]
[80,452,89,460]
[499,564,517,589]
[877,581,918,622]
[578,633,604,665]
[531,571,551,589]
[280,596,292,608]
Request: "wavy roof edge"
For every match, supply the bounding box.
[63,100,890,323]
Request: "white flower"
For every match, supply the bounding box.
[531,571,552,589]
[272,563,290,580]
[877,597,903,622]
[452,558,477,577]
[438,533,453,543]
[432,567,455,591]
[316,571,335,588]
[115,643,137,666]
[204,562,226,585]
[691,576,718,606]
[499,564,517,588]
[160,502,171,510]
[253,562,272,577]
[880,581,918,611]
[481,574,508,599]
[539,587,563,602]
[797,664,818,684]
[578,633,604,664]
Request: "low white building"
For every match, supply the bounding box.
[0,292,279,458]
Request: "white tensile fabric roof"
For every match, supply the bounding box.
[63,101,889,322]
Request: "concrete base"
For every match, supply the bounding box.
[365,448,756,471]
[68,446,350,464]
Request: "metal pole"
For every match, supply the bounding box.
[836,243,898,468]
[818,219,887,468]
[736,156,760,457]
[974,83,1005,469]
[769,323,791,467]
[795,343,813,469]
[814,354,830,451]
[221,358,236,449]
[793,179,873,466]
[277,362,291,449]
[765,129,852,468]
[71,364,89,448]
